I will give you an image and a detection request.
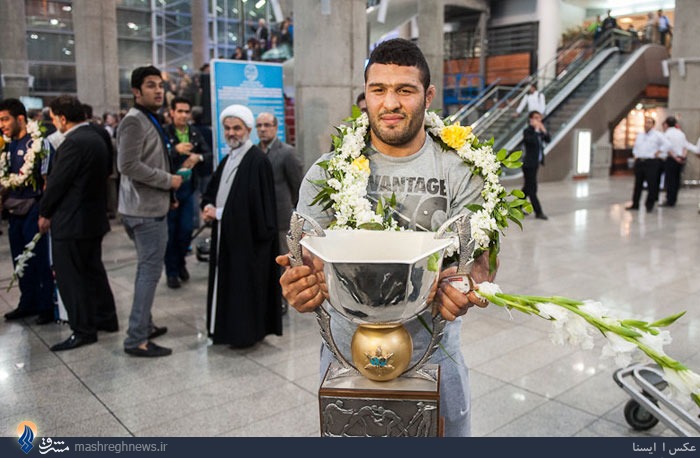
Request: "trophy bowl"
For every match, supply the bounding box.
[300,230,454,325]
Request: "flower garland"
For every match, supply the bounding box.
[310,108,530,269]
[475,283,700,409]
[0,120,49,191]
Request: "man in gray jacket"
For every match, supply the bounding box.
[118,65,183,357]
[255,112,303,252]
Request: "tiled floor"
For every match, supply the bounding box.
[1,175,699,437]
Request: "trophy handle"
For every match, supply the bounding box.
[402,314,447,382]
[286,211,325,268]
[286,212,358,377]
[402,214,477,381]
[434,213,476,275]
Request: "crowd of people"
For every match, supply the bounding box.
[586,9,672,48]
[230,17,294,62]
[626,115,700,213]
[0,61,301,356]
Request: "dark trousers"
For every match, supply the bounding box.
[522,166,544,216]
[664,158,684,206]
[52,236,117,336]
[8,202,54,313]
[631,158,663,210]
[165,189,194,278]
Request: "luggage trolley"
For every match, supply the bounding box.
[613,363,700,436]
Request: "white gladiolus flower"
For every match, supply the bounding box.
[601,332,638,367]
[662,368,700,402]
[476,282,502,297]
[579,300,608,319]
[638,330,671,356]
[536,302,570,321]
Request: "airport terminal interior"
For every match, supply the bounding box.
[2,0,700,438]
[2,177,700,437]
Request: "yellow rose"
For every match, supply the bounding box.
[440,123,472,150]
[351,155,370,173]
[0,136,5,150]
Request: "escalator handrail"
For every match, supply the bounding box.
[447,77,502,124]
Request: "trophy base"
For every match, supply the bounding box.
[318,362,443,437]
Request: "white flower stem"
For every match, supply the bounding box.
[477,290,700,408]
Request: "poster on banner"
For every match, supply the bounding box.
[210,59,285,165]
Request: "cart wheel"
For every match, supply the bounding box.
[624,399,659,431]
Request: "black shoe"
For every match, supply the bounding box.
[625,205,639,211]
[167,276,181,289]
[149,325,168,339]
[535,214,548,220]
[97,322,119,333]
[35,311,56,325]
[179,266,190,282]
[50,333,97,352]
[646,207,654,213]
[4,308,39,321]
[124,341,172,357]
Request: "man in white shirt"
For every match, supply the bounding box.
[626,117,671,212]
[515,84,546,116]
[661,116,699,207]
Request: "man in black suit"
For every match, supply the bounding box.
[39,95,118,351]
[522,110,550,220]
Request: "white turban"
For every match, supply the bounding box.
[219,104,254,128]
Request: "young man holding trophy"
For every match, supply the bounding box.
[277,39,496,437]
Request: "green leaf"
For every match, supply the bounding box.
[496,149,507,161]
[351,105,362,119]
[507,214,524,230]
[427,252,440,272]
[511,189,525,198]
[466,203,483,213]
[376,198,384,216]
[358,222,384,231]
[509,150,523,161]
[649,311,686,328]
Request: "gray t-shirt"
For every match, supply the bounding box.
[297,134,484,363]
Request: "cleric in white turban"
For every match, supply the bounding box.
[201,103,282,348]
[219,104,254,130]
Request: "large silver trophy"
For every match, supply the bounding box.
[287,212,475,437]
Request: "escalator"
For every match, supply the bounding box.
[448,31,668,181]
[522,43,668,182]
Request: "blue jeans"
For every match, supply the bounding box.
[121,215,167,349]
[165,190,194,279]
[8,202,55,313]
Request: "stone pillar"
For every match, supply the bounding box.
[191,0,210,70]
[0,0,30,99]
[72,0,119,116]
[536,0,560,85]
[294,0,366,170]
[669,0,700,182]
[417,0,444,113]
